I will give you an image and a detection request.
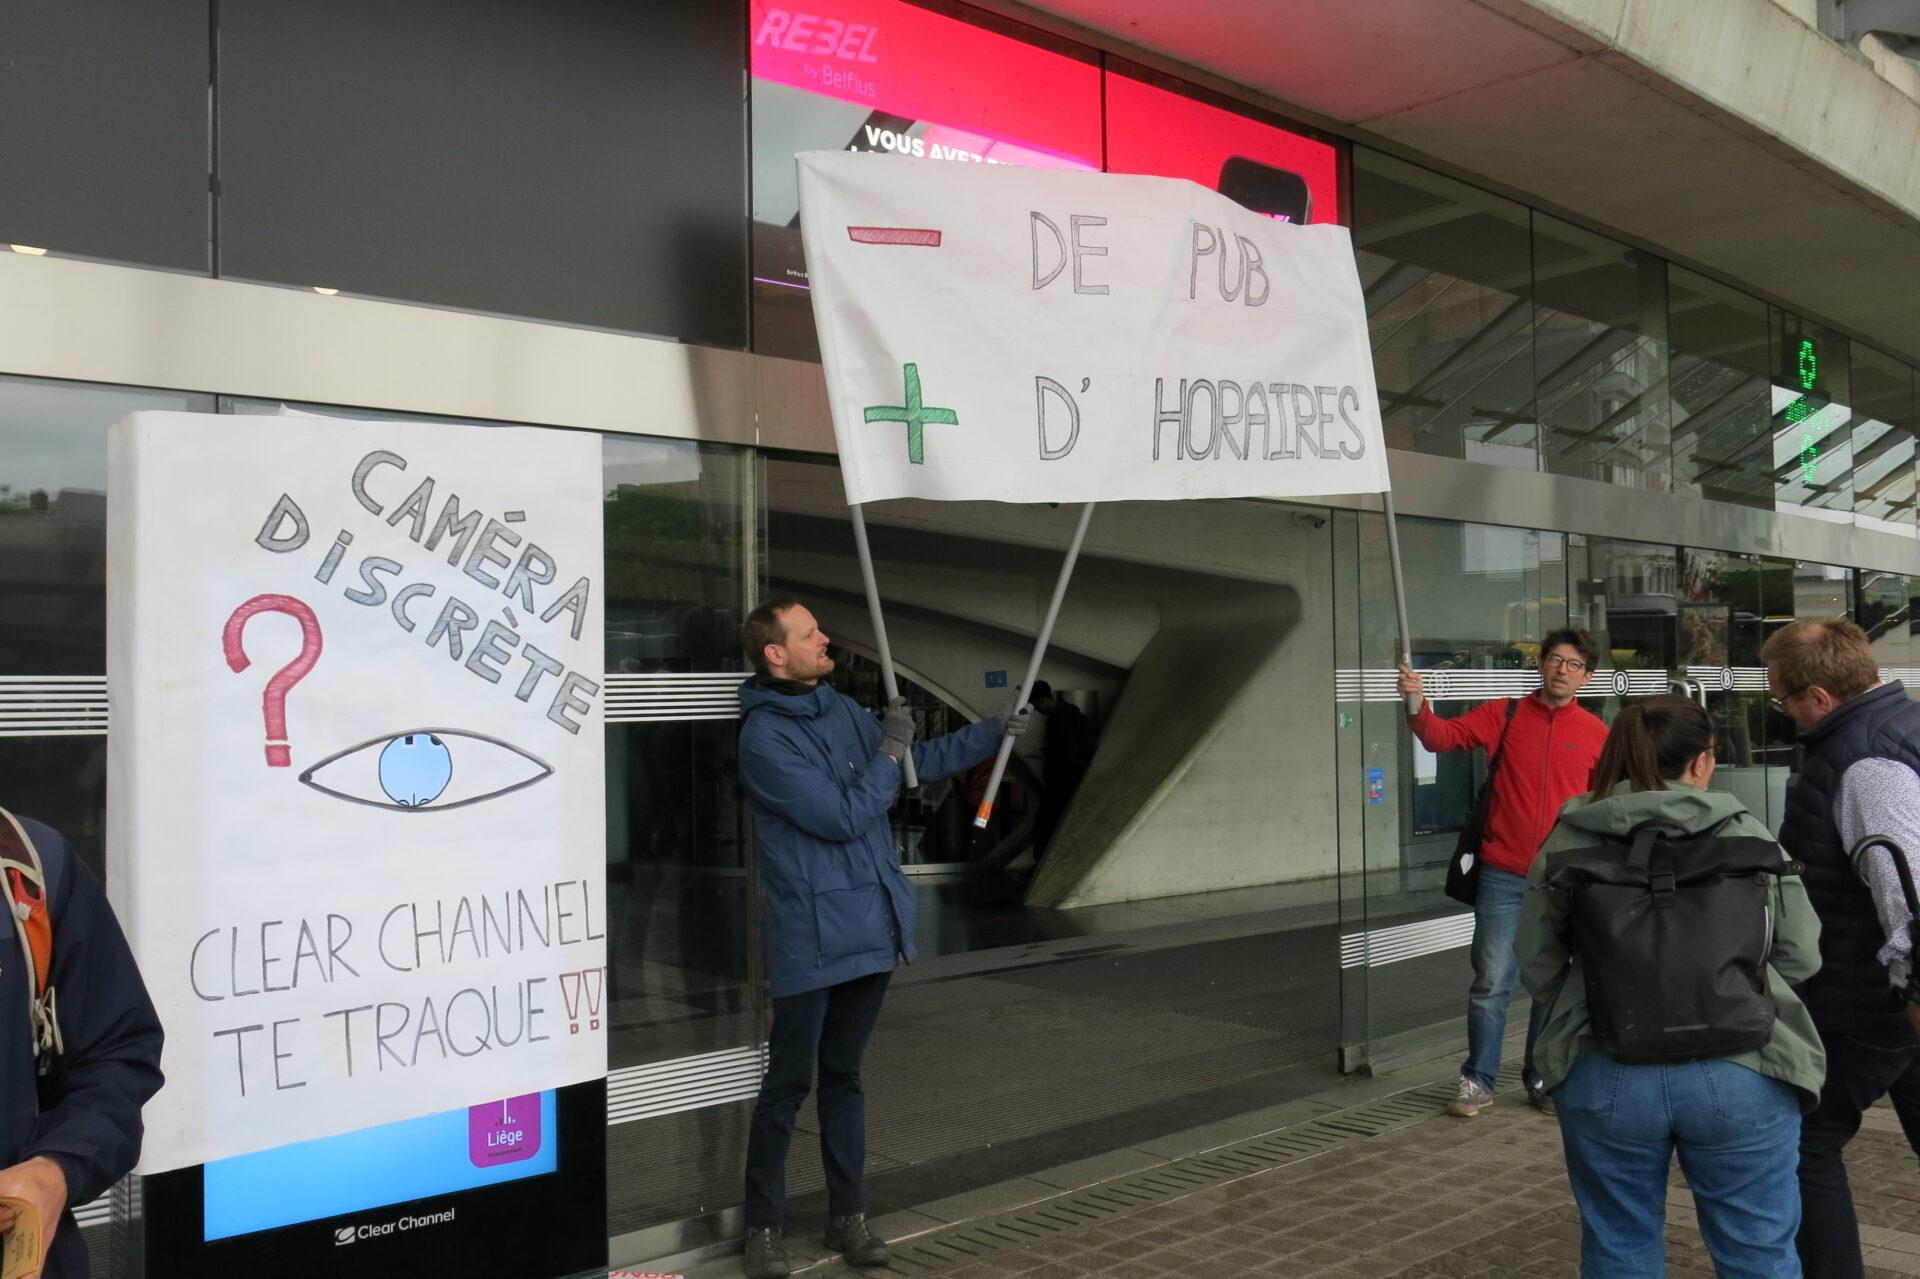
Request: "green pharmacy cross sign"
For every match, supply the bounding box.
[865,363,957,465]
[1785,338,1820,485]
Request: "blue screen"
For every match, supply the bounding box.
[202,1091,558,1241]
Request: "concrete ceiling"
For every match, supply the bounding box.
[999,0,1920,370]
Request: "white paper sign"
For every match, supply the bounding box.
[797,150,1390,505]
[107,411,607,1171]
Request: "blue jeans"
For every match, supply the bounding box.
[743,970,892,1228]
[1464,865,1548,1090]
[1556,1051,1803,1277]
[1795,1031,1920,1279]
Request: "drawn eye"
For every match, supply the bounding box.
[299,729,552,812]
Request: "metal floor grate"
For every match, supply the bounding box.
[859,1062,1524,1276]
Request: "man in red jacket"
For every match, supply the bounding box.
[1398,627,1607,1118]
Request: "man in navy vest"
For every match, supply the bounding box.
[733,598,1028,1279]
[1763,618,1920,1279]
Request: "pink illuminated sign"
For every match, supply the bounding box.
[750,0,1102,172]
[1105,72,1342,226]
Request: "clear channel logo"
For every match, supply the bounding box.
[331,1206,456,1244]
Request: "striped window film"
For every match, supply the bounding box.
[1340,914,1476,969]
[1336,666,1920,705]
[0,676,109,736]
[0,672,747,735]
[1334,667,1673,703]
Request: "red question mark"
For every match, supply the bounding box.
[222,595,324,768]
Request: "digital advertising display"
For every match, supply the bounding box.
[203,1091,558,1241]
[1104,70,1343,227]
[749,1,1347,358]
[138,1080,606,1279]
[750,0,1102,355]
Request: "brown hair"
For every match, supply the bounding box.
[1758,617,1878,702]
[1590,694,1716,800]
[1539,626,1601,672]
[741,596,803,677]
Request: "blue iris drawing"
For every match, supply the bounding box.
[379,733,454,807]
[299,728,552,812]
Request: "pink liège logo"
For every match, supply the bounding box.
[468,1094,542,1167]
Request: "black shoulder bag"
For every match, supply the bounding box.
[1443,698,1519,906]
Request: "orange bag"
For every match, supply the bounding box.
[0,808,60,1069]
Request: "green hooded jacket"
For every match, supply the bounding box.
[1516,783,1826,1107]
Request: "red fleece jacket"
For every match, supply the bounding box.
[1409,692,1608,876]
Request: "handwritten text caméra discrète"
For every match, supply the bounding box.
[252,449,600,734]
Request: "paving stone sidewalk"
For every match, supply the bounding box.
[683,1082,1920,1279]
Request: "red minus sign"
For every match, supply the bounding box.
[848,226,942,247]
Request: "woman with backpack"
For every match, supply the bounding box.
[1517,695,1824,1277]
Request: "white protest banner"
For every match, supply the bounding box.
[107,411,607,1171]
[797,149,1390,506]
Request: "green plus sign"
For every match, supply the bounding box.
[864,363,957,465]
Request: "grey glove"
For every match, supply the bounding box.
[999,692,1035,739]
[880,696,916,762]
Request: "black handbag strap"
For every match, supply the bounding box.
[1852,835,1920,917]
[1850,835,1920,1006]
[1484,697,1520,781]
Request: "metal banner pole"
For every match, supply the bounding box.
[1382,489,1418,713]
[849,504,917,788]
[973,501,1096,829]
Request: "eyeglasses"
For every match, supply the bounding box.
[1768,687,1808,713]
[1541,654,1590,673]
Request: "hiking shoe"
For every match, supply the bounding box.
[1448,1077,1495,1118]
[825,1213,891,1267]
[1526,1077,1553,1114]
[743,1226,790,1279]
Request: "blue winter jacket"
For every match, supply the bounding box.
[3,817,164,1279]
[738,680,1003,998]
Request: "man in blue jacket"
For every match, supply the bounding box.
[1,811,163,1279]
[735,598,1026,1279]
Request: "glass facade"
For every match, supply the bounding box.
[1533,215,1671,490]
[1351,149,1920,510]
[1352,150,1537,469]
[1331,516,1892,1060]
[1671,267,1775,508]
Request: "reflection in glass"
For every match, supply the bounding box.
[604,720,753,1063]
[1851,346,1916,529]
[0,736,108,879]
[1676,549,1774,815]
[1793,560,1851,623]
[602,437,749,673]
[1352,149,1537,468]
[0,375,214,673]
[1669,268,1774,508]
[1532,213,1671,489]
[1580,537,1680,675]
[1858,569,1911,670]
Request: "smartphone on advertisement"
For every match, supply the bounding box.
[1217,156,1313,225]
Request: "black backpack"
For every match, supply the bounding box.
[1543,816,1802,1064]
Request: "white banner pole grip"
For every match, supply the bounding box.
[973,503,1096,830]
[1382,489,1417,715]
[849,504,917,788]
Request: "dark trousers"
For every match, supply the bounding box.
[743,970,892,1229]
[1796,1030,1920,1278]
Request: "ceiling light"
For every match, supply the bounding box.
[9,245,48,256]
[312,286,339,295]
